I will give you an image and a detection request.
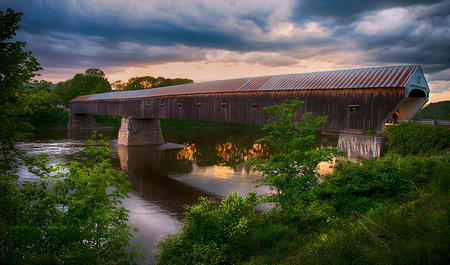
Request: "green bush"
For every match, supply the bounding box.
[0,136,142,264]
[319,154,447,216]
[158,192,259,265]
[385,122,450,155]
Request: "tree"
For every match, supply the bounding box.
[124,76,193,91]
[414,100,450,120]
[85,68,106,78]
[0,9,141,264]
[52,70,111,106]
[20,80,68,127]
[0,8,42,151]
[248,99,333,215]
[1,136,142,264]
[112,80,126,91]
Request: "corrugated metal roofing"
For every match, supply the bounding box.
[72,65,419,102]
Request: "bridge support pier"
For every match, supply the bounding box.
[68,113,102,130]
[337,134,386,159]
[67,113,104,139]
[118,117,164,146]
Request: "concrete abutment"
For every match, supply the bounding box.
[118,117,164,146]
[337,134,386,159]
[68,113,102,130]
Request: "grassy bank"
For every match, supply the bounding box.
[157,121,450,265]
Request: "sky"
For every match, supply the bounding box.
[1,0,449,102]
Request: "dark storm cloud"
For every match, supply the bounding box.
[0,0,449,78]
[342,0,450,75]
[292,0,443,24]
[8,1,244,50]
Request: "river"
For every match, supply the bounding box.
[17,126,337,264]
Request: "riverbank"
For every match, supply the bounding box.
[157,122,450,265]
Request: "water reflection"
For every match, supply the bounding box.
[21,127,338,265]
[115,144,216,219]
[67,128,118,140]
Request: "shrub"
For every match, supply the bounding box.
[0,135,142,264]
[385,122,450,156]
[157,192,259,265]
[319,154,446,216]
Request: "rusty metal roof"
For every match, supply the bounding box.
[72,65,420,102]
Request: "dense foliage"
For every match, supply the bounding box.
[318,153,448,215]
[20,80,68,127]
[249,99,333,217]
[384,122,450,155]
[158,192,259,264]
[158,100,449,265]
[0,9,140,264]
[0,8,42,148]
[0,136,141,264]
[415,100,450,120]
[52,68,111,106]
[120,76,193,91]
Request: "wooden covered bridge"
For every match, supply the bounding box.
[69,65,429,148]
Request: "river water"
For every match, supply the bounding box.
[17,127,337,264]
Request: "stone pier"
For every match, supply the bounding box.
[67,113,104,139]
[338,134,386,159]
[68,113,102,130]
[118,117,164,146]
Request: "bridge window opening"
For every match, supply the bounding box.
[197,103,202,107]
[349,105,359,113]
[251,103,258,109]
[177,103,182,108]
[221,102,227,108]
[160,103,165,108]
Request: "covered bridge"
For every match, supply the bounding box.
[69,65,429,146]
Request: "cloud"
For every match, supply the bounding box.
[428,80,449,94]
[1,0,449,88]
[346,2,450,73]
[291,0,442,24]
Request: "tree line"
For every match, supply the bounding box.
[415,100,450,120]
[15,63,193,128]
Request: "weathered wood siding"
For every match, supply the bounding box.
[69,88,405,133]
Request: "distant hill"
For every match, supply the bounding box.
[414,101,450,120]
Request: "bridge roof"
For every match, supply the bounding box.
[72,65,420,102]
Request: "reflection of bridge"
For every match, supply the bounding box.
[69,65,429,154]
[115,137,268,216]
